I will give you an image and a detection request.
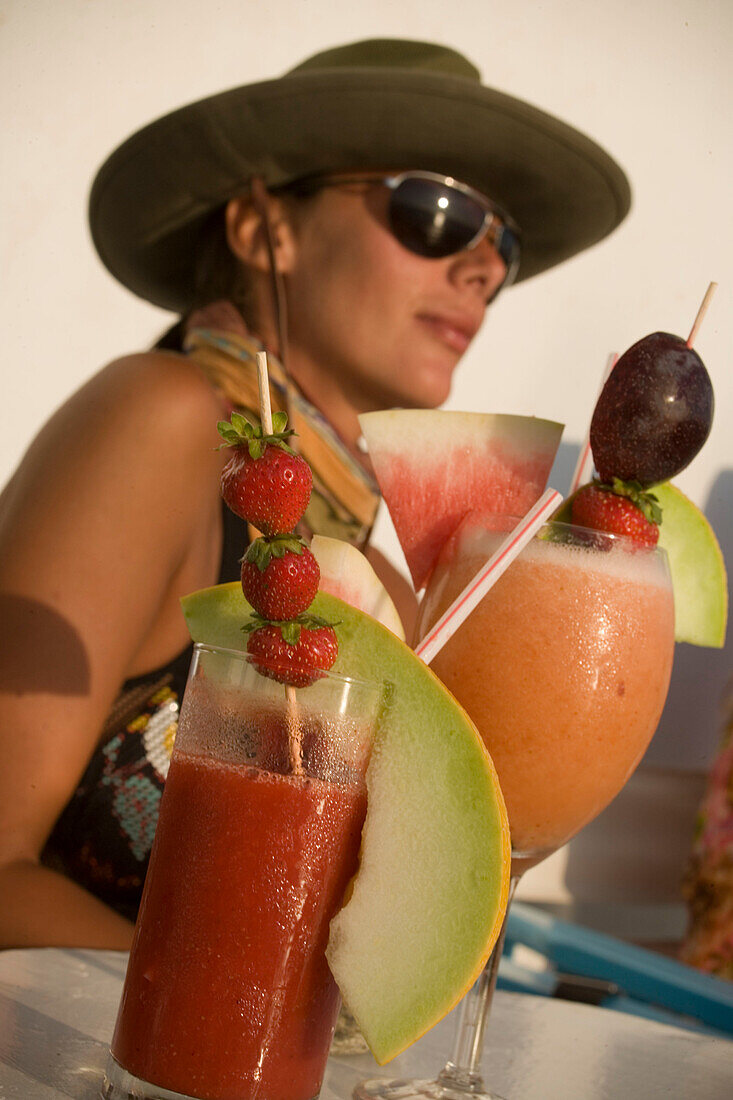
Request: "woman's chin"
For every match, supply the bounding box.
[404,364,457,409]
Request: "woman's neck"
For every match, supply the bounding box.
[185,301,369,471]
[285,355,369,470]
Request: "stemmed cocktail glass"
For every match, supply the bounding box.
[355,516,675,1099]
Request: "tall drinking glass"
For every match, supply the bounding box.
[103,643,385,1100]
[355,518,675,1099]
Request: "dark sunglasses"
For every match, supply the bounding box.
[286,170,521,290]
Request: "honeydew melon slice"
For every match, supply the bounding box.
[653,482,727,647]
[359,409,563,591]
[310,534,405,640]
[181,583,510,1064]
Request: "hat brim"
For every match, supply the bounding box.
[89,68,631,312]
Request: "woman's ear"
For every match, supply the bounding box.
[225,195,298,275]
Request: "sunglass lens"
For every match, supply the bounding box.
[495,225,521,282]
[388,178,486,259]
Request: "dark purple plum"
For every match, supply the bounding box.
[590,331,714,487]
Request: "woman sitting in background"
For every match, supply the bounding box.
[0,38,629,948]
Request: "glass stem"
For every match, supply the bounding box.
[438,875,520,1091]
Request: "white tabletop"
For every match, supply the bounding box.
[0,947,730,1099]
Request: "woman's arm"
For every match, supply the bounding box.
[0,351,223,948]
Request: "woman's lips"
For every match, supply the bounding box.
[416,313,477,353]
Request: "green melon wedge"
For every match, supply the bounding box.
[653,482,728,647]
[181,582,511,1064]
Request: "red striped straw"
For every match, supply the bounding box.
[415,487,563,666]
[568,352,618,495]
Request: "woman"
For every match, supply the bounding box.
[0,38,630,948]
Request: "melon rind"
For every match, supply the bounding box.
[310,534,405,640]
[360,409,563,591]
[180,583,510,1064]
[653,481,728,647]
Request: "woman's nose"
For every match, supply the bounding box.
[449,237,507,302]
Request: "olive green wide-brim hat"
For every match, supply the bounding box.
[89,38,631,313]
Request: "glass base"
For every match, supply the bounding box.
[353,1071,506,1100]
[331,1003,370,1055]
[103,1052,323,1099]
[102,1053,204,1100]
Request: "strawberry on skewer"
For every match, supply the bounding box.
[241,535,321,621]
[217,353,338,693]
[571,480,662,548]
[218,410,312,535]
[244,617,339,689]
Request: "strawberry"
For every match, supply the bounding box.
[571,479,662,548]
[241,535,320,621]
[218,411,312,535]
[245,616,338,687]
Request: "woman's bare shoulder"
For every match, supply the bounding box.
[0,348,225,561]
[71,349,224,437]
[5,350,223,495]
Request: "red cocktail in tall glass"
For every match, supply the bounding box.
[104,643,383,1100]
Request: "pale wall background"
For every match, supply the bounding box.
[2,1,732,901]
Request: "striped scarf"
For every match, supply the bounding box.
[183,327,379,549]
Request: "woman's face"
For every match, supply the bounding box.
[281,179,507,413]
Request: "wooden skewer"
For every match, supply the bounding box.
[256,350,304,777]
[687,282,717,348]
[286,685,304,777]
[256,351,274,434]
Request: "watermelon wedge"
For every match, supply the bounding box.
[359,410,564,591]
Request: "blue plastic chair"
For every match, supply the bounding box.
[497,902,733,1039]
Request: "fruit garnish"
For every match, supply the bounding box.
[217,360,336,693]
[241,535,320,621]
[311,534,405,639]
[570,479,662,548]
[359,410,563,591]
[243,614,338,687]
[217,408,296,454]
[244,616,338,682]
[218,410,312,535]
[562,287,726,646]
[181,583,511,1064]
[589,331,714,487]
[653,482,727,647]
[554,480,727,647]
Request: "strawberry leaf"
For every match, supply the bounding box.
[269,534,306,558]
[242,534,306,571]
[241,614,265,634]
[271,410,289,434]
[217,411,299,456]
[604,477,663,526]
[603,477,660,523]
[216,421,243,446]
[230,411,255,437]
[242,538,273,571]
[240,609,338,634]
[281,622,302,645]
[299,613,340,629]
